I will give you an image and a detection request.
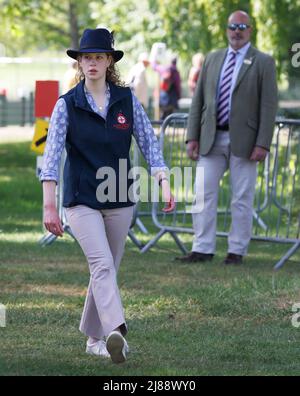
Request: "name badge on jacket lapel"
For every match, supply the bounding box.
[243,58,252,65]
[113,111,131,130]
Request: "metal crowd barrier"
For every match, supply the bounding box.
[38,114,300,270]
[0,94,34,126]
[139,113,300,270]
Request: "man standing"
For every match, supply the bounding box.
[152,57,181,119]
[178,10,277,264]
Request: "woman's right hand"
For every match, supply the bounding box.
[161,181,176,213]
[43,205,64,237]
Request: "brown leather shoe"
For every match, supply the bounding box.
[175,252,214,263]
[223,253,243,265]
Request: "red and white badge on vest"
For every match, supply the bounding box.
[117,113,126,124]
[113,112,130,130]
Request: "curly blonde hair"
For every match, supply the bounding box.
[75,54,125,86]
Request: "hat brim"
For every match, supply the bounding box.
[66,48,124,62]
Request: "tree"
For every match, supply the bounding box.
[87,0,164,61]
[156,0,255,60]
[0,0,299,84]
[156,0,300,81]
[0,0,99,55]
[252,0,300,81]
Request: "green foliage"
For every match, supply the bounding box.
[0,0,98,53]
[0,0,299,81]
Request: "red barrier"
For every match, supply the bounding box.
[35,80,59,118]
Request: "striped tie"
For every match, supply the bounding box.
[216,51,237,126]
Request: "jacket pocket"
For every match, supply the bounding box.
[247,118,258,130]
[200,105,207,125]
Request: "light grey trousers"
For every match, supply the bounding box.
[192,131,258,256]
[65,204,134,339]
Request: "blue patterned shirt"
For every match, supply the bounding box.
[39,85,167,183]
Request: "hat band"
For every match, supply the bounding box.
[80,46,114,51]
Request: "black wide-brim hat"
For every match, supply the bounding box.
[66,28,124,62]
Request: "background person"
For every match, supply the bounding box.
[152,56,181,119]
[188,52,204,96]
[126,52,150,108]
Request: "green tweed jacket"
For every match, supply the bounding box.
[186,45,278,158]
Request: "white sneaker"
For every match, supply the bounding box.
[86,339,110,358]
[106,331,129,364]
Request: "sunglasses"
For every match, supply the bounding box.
[227,23,250,31]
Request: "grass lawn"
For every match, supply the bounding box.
[0,138,300,376]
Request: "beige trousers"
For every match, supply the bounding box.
[192,131,258,256]
[65,204,134,339]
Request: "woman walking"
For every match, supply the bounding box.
[40,28,175,364]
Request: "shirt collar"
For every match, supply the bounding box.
[228,41,251,56]
[84,83,110,96]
